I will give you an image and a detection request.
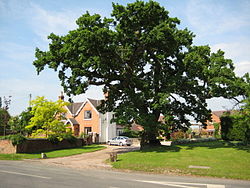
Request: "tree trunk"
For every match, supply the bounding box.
[140,127,161,149]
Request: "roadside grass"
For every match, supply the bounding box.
[0,145,106,160]
[112,141,250,180]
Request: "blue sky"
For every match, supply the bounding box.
[0,0,250,115]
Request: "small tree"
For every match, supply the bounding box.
[0,96,12,136]
[25,96,69,139]
[8,107,33,135]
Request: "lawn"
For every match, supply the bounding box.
[0,145,106,160]
[112,141,250,180]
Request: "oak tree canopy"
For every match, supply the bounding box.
[33,1,246,146]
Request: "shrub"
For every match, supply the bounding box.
[200,130,208,136]
[221,112,250,143]
[213,123,220,139]
[171,137,217,145]
[0,134,27,146]
[48,134,60,144]
[120,127,140,138]
[62,133,77,144]
[170,131,185,140]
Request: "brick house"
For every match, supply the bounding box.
[205,110,233,135]
[64,98,117,143]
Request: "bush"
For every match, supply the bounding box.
[221,112,250,143]
[170,131,185,140]
[0,134,27,146]
[48,134,60,144]
[200,130,208,136]
[62,133,77,144]
[213,123,220,139]
[48,133,77,144]
[171,137,217,145]
[120,127,140,138]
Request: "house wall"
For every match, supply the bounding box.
[206,114,220,129]
[99,112,117,142]
[106,112,117,140]
[211,114,221,124]
[66,102,100,135]
[65,101,117,142]
[77,102,100,134]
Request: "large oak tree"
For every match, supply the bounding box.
[34,1,246,146]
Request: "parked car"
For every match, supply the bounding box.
[107,136,132,146]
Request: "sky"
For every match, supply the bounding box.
[0,0,250,116]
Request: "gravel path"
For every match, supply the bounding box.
[36,145,140,170]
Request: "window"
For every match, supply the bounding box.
[84,127,92,134]
[84,110,92,119]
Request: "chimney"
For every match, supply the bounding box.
[58,91,64,101]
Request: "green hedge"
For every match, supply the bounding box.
[221,113,250,143]
[0,134,27,145]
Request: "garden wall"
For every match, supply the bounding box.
[0,140,16,154]
[0,138,85,154]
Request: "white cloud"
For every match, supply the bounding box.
[211,41,250,76]
[186,0,250,36]
[29,3,80,42]
[211,41,250,61]
[234,61,250,77]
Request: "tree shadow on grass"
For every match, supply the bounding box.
[179,140,250,153]
[139,145,181,153]
[138,141,250,153]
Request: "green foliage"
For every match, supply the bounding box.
[33,1,247,146]
[120,126,140,138]
[47,134,60,143]
[26,96,69,138]
[0,134,27,146]
[8,107,33,136]
[9,134,27,146]
[221,94,250,143]
[78,132,90,139]
[213,123,220,138]
[0,108,10,130]
[61,133,77,143]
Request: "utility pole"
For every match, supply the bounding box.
[29,94,32,108]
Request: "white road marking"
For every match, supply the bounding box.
[135,180,225,188]
[0,170,51,179]
[207,185,225,188]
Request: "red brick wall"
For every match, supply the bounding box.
[0,139,84,154]
[0,140,16,154]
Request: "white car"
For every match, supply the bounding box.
[107,136,132,146]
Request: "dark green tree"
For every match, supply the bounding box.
[8,107,33,135]
[33,1,245,146]
[0,96,12,136]
[220,73,250,143]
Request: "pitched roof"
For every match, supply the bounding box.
[68,118,79,125]
[87,98,102,109]
[212,110,232,117]
[66,102,84,115]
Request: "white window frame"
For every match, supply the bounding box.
[84,110,92,120]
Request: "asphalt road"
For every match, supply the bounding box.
[0,160,249,188]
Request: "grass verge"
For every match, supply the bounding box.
[0,145,106,160]
[112,141,250,180]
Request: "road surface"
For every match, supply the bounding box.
[0,160,249,188]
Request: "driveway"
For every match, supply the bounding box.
[36,145,140,170]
